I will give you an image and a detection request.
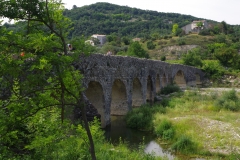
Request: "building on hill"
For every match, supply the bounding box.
[132,38,141,42]
[181,20,209,34]
[91,34,106,45]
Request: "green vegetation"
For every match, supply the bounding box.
[126,88,240,159]
[159,84,181,95]
[125,104,166,131]
[1,1,240,159]
[215,89,240,111]
[0,1,161,159]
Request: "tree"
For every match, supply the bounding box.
[196,22,203,28]
[127,41,149,58]
[214,47,240,69]
[219,21,228,34]
[182,48,203,68]
[0,1,96,159]
[172,23,179,36]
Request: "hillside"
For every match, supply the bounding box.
[63,2,217,38]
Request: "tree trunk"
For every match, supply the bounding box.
[80,94,96,160]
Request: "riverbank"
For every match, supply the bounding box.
[126,88,240,159]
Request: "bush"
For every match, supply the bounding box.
[182,48,203,67]
[160,55,166,61]
[171,135,197,154]
[177,38,186,45]
[201,60,224,80]
[146,41,156,50]
[215,89,240,111]
[127,41,149,58]
[160,84,181,95]
[159,98,170,107]
[155,119,175,140]
[125,105,153,130]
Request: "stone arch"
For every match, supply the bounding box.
[85,81,105,126]
[162,73,167,88]
[174,70,186,88]
[147,76,153,102]
[195,73,202,87]
[111,79,128,115]
[156,74,160,93]
[132,77,143,107]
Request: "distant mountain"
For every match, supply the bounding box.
[63,2,216,38]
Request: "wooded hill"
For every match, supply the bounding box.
[63,2,217,38]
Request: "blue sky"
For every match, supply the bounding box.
[62,0,240,25]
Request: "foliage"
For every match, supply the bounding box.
[4,2,199,38]
[214,34,226,43]
[0,1,96,159]
[127,41,149,58]
[196,22,203,28]
[171,135,197,154]
[177,37,186,45]
[206,42,226,59]
[125,104,166,131]
[154,119,175,140]
[214,89,240,111]
[172,24,179,36]
[201,60,224,79]
[214,47,240,69]
[160,55,166,61]
[182,48,203,67]
[146,40,156,50]
[125,105,154,131]
[160,84,181,95]
[122,36,131,45]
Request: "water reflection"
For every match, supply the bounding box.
[104,116,175,159]
[145,141,175,159]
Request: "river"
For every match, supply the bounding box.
[103,116,175,159]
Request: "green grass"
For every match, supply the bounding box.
[127,89,240,159]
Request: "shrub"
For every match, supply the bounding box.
[177,38,186,45]
[146,41,156,50]
[125,105,153,130]
[163,35,168,39]
[182,48,203,68]
[127,41,149,58]
[215,89,240,111]
[171,135,197,154]
[159,98,170,107]
[160,55,166,61]
[160,84,181,95]
[201,60,224,80]
[154,119,175,140]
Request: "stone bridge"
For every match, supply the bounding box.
[74,54,206,127]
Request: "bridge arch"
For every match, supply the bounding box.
[174,70,186,88]
[156,74,160,93]
[111,79,128,115]
[147,76,154,102]
[132,77,143,107]
[195,73,202,87]
[85,81,105,127]
[161,73,167,88]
